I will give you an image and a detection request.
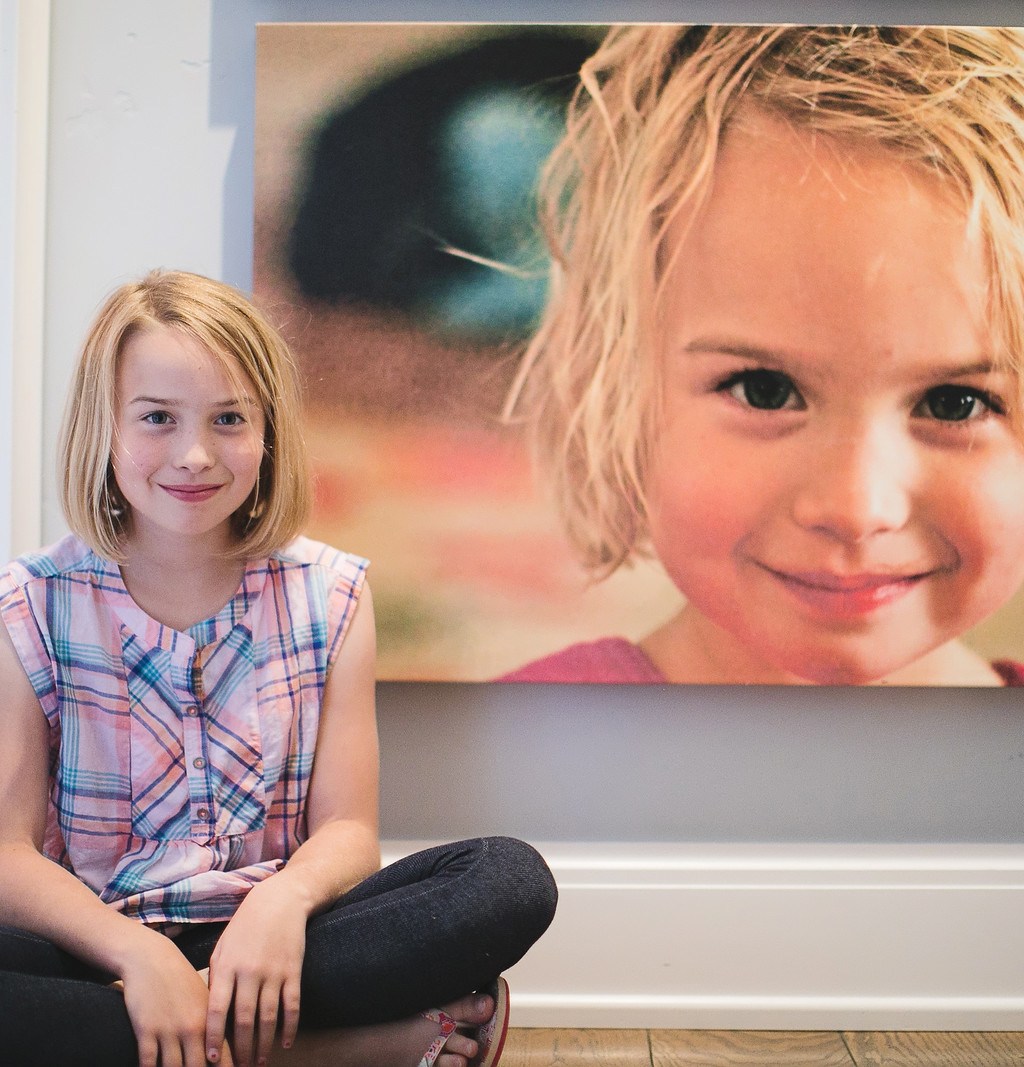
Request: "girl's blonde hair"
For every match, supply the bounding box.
[507,25,1024,575]
[59,269,311,561]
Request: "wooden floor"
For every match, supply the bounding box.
[501,1029,1024,1066]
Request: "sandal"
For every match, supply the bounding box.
[418,1008,458,1066]
[469,977,510,1067]
[418,976,510,1067]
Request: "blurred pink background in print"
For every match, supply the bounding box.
[254,23,683,681]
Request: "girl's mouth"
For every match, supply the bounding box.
[759,565,934,618]
[160,483,222,503]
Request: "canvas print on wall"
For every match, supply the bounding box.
[254,23,1024,686]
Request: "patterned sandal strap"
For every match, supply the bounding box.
[469,977,510,1067]
[418,1009,458,1067]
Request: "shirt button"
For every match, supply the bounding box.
[196,807,210,820]
[185,705,199,717]
[192,757,206,770]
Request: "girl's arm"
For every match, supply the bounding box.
[0,619,214,1067]
[204,583,380,1066]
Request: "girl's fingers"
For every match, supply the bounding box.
[255,983,282,1066]
[136,1034,159,1067]
[158,1036,185,1067]
[205,968,242,1058]
[184,1030,210,1067]
[205,977,234,1061]
[279,978,301,1051]
[232,977,261,1067]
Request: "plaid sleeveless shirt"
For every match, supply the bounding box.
[0,534,368,925]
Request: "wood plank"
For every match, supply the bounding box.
[501,1028,652,1066]
[844,1031,1024,1066]
[651,1030,855,1066]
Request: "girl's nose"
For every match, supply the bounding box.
[790,423,913,543]
[176,434,215,472]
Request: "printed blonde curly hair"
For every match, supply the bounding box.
[506,24,1024,576]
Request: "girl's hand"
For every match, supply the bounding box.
[205,879,308,1067]
[118,936,212,1067]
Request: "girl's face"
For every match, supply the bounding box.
[647,111,1024,685]
[112,326,266,555]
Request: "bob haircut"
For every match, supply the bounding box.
[507,25,1024,576]
[59,269,311,562]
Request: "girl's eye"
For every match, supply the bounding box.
[918,385,1002,423]
[142,411,171,426]
[718,369,801,411]
[216,411,245,427]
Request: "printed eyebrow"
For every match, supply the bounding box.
[681,339,792,365]
[921,360,998,379]
[682,340,999,380]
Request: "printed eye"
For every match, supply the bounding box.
[215,411,246,426]
[718,369,802,411]
[141,411,172,426]
[918,385,1002,423]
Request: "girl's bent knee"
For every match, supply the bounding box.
[481,836,558,936]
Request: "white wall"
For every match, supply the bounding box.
[0,0,46,562]
[7,0,1024,1028]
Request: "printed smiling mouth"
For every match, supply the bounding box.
[756,563,940,615]
[767,568,933,593]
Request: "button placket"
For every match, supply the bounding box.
[181,650,214,838]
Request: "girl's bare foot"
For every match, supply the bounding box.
[211,990,495,1067]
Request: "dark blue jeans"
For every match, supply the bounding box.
[0,837,557,1065]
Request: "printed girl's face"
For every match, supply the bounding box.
[647,110,1024,685]
[112,326,266,553]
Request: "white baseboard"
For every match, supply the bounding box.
[383,840,1024,1031]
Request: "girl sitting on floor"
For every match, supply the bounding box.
[0,269,557,1066]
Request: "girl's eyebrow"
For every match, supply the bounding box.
[128,395,255,407]
[128,395,178,406]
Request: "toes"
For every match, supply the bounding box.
[439,992,494,1026]
[443,1032,479,1059]
[437,1051,475,1067]
[432,1028,479,1067]
[467,993,494,1024]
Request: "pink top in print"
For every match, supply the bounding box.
[500,637,1024,687]
[0,534,368,925]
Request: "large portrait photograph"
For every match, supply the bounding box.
[254,22,1024,686]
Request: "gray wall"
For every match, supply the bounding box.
[44,0,1024,845]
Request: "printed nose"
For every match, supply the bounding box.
[790,425,912,543]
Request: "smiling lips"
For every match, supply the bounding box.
[160,483,223,503]
[761,565,936,617]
